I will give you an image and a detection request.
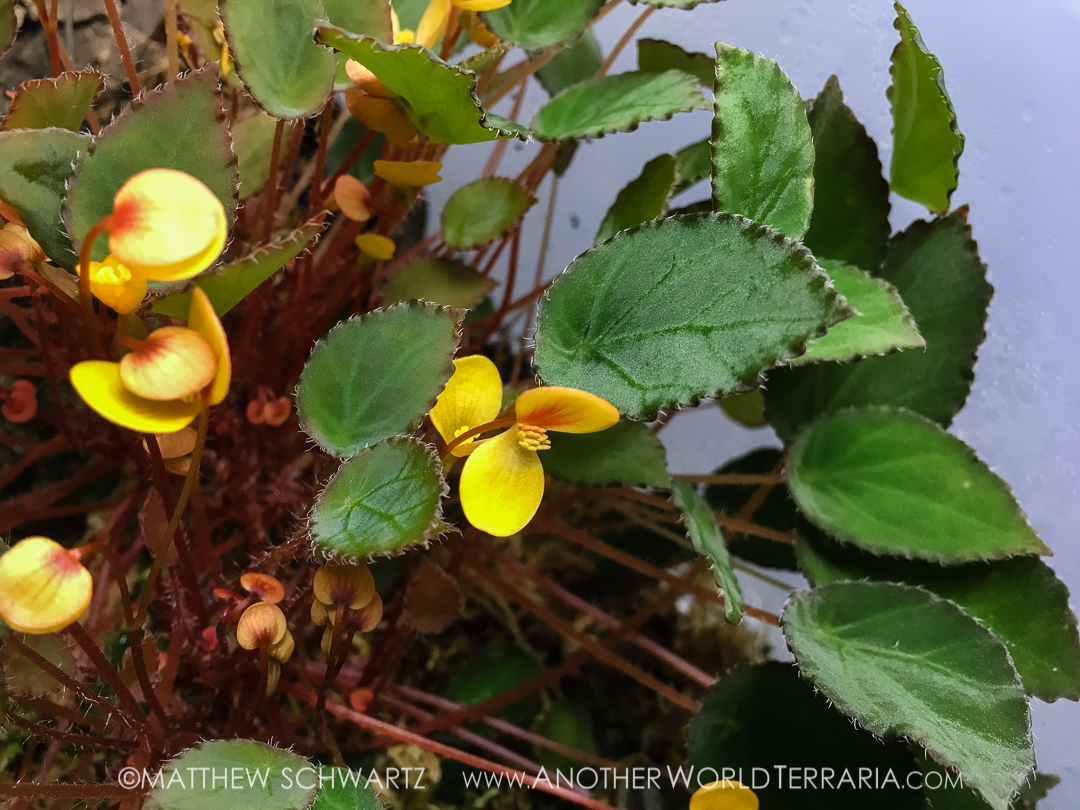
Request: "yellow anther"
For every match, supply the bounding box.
[517,424,551,452]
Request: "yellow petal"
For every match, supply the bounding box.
[70,361,201,433]
[395,29,416,44]
[355,234,396,261]
[374,160,443,187]
[466,12,500,47]
[0,537,93,634]
[416,0,451,48]
[514,387,620,434]
[690,782,759,810]
[89,255,146,314]
[454,0,511,11]
[118,327,216,401]
[430,355,503,454]
[186,286,231,406]
[345,92,418,149]
[460,426,545,537]
[108,168,227,282]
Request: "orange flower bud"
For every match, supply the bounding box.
[263,397,291,426]
[0,537,93,634]
[236,602,287,650]
[313,563,375,611]
[349,687,374,712]
[310,597,331,627]
[2,379,38,423]
[150,427,198,459]
[89,255,147,314]
[240,572,285,605]
[333,175,373,223]
[345,90,418,149]
[347,591,383,633]
[344,60,395,99]
[118,326,217,401]
[269,629,295,664]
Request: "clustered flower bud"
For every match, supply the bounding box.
[231,572,291,696]
[311,563,384,655]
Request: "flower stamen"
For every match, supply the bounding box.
[517,424,551,452]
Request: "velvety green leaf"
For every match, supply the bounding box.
[595,154,676,244]
[888,2,964,213]
[672,138,711,195]
[220,0,335,118]
[233,112,279,198]
[322,0,393,89]
[312,766,384,810]
[543,420,669,489]
[459,43,512,74]
[790,260,924,365]
[384,258,495,309]
[145,739,315,810]
[153,220,322,317]
[533,213,851,419]
[672,479,745,623]
[688,662,926,810]
[317,28,521,144]
[712,43,815,239]
[717,389,766,428]
[531,70,710,142]
[1,72,103,131]
[789,408,1049,562]
[637,38,713,85]
[913,749,1060,810]
[309,437,445,558]
[804,76,891,270]
[783,582,1034,810]
[666,198,711,217]
[0,128,89,271]
[797,531,1080,702]
[705,447,798,570]
[536,30,603,96]
[65,68,238,263]
[764,212,991,440]
[481,0,603,49]
[0,0,13,58]
[297,302,460,456]
[441,177,536,249]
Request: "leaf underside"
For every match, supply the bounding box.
[672,479,745,623]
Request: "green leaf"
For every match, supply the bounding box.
[688,662,926,810]
[531,70,710,142]
[889,2,964,213]
[327,118,384,184]
[790,260,924,365]
[459,43,512,75]
[543,420,669,489]
[536,31,602,96]
[637,38,713,85]
[481,0,604,49]
[705,447,798,571]
[297,302,460,457]
[312,766,384,810]
[0,128,89,271]
[1,72,103,131]
[65,67,238,263]
[309,437,445,558]
[322,0,393,89]
[783,582,1034,810]
[0,0,13,58]
[220,0,335,118]
[672,138,711,195]
[384,258,496,309]
[803,76,891,270]
[533,213,852,419]
[913,749,1061,810]
[712,43,815,239]
[672,479,745,623]
[145,739,315,810]
[444,641,542,726]
[441,177,536,249]
[797,531,1080,702]
[717,389,766,428]
[539,700,596,771]
[317,28,522,144]
[764,211,991,440]
[595,154,676,244]
[233,112,280,198]
[153,220,322,317]
[789,408,1049,563]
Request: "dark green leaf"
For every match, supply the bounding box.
[481,0,603,49]
[312,766,384,810]
[913,749,1060,810]
[539,700,596,771]
[717,389,766,428]
[383,258,496,309]
[533,213,851,419]
[297,302,461,457]
[637,38,713,85]
[705,447,798,570]
[672,479,744,623]
[803,75,891,270]
[543,420,669,488]
[790,260,923,365]
[65,68,238,263]
[0,128,89,271]
[233,112,279,197]
[309,437,445,558]
[444,641,543,726]
[672,138,711,195]
[531,70,710,142]
[146,739,315,810]
[220,0,335,118]
[441,177,536,249]
[688,662,926,810]
[783,582,1034,810]
[317,28,522,144]
[327,118,384,184]
[1,72,103,131]
[536,31,602,96]
[153,220,322,317]
[712,43,814,239]
[595,154,676,244]
[888,2,964,213]
[797,531,1080,702]
[764,212,991,440]
[789,408,1049,562]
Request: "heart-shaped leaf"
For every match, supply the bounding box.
[441,177,536,249]
[595,154,677,244]
[672,479,745,623]
[1,71,104,131]
[402,559,460,633]
[543,420,669,489]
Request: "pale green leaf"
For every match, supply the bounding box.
[595,154,676,244]
[637,38,713,85]
[543,421,669,489]
[312,766,384,810]
[441,177,536,249]
[383,259,496,309]
[1,71,103,131]
[672,138,711,195]
[672,479,744,623]
[481,0,603,49]
[233,112,279,198]
[536,30,602,96]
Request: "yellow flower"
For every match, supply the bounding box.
[454,0,512,11]
[355,233,396,261]
[88,254,147,314]
[391,8,414,44]
[690,781,759,810]
[416,0,451,49]
[466,12,501,47]
[432,355,619,536]
[69,287,230,432]
[374,159,443,187]
[0,537,93,634]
